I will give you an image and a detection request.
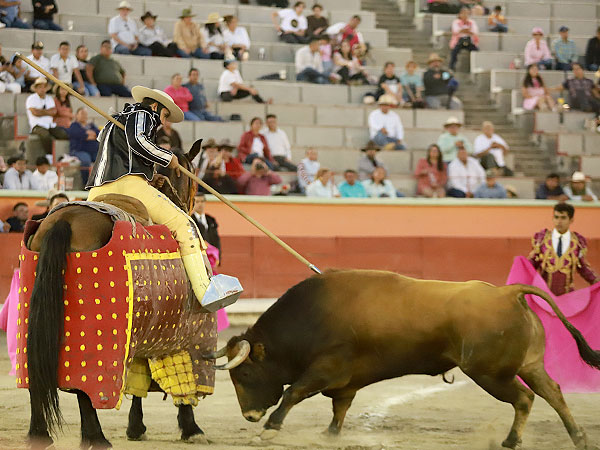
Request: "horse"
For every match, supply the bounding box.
[25,143,212,449]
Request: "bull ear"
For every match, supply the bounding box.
[186,139,203,165]
[251,342,266,362]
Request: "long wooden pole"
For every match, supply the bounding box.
[15,53,322,275]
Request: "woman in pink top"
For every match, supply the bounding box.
[522,64,555,111]
[53,85,73,129]
[164,73,199,121]
[415,144,447,198]
[524,27,552,70]
[449,7,479,71]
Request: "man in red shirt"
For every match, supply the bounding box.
[341,15,362,49]
[219,139,245,179]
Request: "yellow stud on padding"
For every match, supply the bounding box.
[94,282,99,288]
[65,316,70,322]
[80,331,85,337]
[108,250,113,256]
[65,346,71,352]
[97,344,103,351]
[66,375,71,381]
[98,360,103,366]
[112,313,117,319]
[98,375,103,382]
[75,252,81,258]
[80,315,86,321]
[64,361,69,368]
[76,267,82,274]
[95,299,100,305]
[80,344,86,351]
[109,266,114,272]
[92,252,97,258]
[113,361,118,367]
[81,375,87,382]
[81,361,86,367]
[97,330,102,336]
[111,297,116,303]
[79,299,84,305]
[93,267,99,274]
[96,314,102,320]
[110,281,115,288]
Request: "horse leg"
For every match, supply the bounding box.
[178,404,207,443]
[27,389,53,449]
[126,396,147,441]
[76,390,112,449]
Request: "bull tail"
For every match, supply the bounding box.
[27,220,72,434]
[517,284,600,370]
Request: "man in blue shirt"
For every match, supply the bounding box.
[0,0,31,29]
[474,170,507,199]
[183,68,224,122]
[338,169,368,198]
[553,26,578,71]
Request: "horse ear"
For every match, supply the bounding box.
[186,139,203,166]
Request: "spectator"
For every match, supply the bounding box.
[0,52,22,93]
[524,27,552,70]
[219,139,245,179]
[183,68,223,122]
[50,41,85,94]
[446,144,485,198]
[563,171,598,202]
[156,121,182,149]
[553,27,578,71]
[6,202,28,232]
[306,168,340,198]
[164,73,198,121]
[201,13,227,60]
[436,117,472,161]
[319,35,334,75]
[487,5,507,33]
[585,27,600,71]
[296,148,320,192]
[368,95,405,150]
[306,3,328,39]
[562,63,600,117]
[32,0,60,30]
[31,156,57,191]
[262,114,297,171]
[26,77,68,154]
[73,45,99,97]
[415,144,447,198]
[522,64,555,111]
[68,107,99,184]
[362,167,397,198]
[372,61,402,104]
[0,0,31,29]
[357,140,387,180]
[237,158,282,196]
[197,139,238,195]
[222,15,250,61]
[536,173,568,201]
[24,41,50,91]
[109,1,151,56]
[174,8,209,59]
[32,191,69,220]
[139,11,181,58]
[191,193,221,255]
[218,59,268,103]
[238,117,275,168]
[338,169,367,198]
[341,15,362,49]
[423,53,462,110]
[87,40,131,97]
[53,84,73,129]
[3,155,32,189]
[272,1,308,44]
[400,61,424,106]
[295,37,330,84]
[474,169,507,198]
[197,138,222,178]
[333,40,369,85]
[449,8,479,71]
[473,121,512,176]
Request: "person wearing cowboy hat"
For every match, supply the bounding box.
[368,94,406,151]
[174,8,210,59]
[109,1,152,56]
[423,53,462,110]
[436,116,472,162]
[357,140,388,180]
[201,12,228,60]
[26,77,69,154]
[32,190,70,220]
[197,138,238,195]
[85,86,214,302]
[563,172,598,202]
[219,139,245,179]
[139,11,182,58]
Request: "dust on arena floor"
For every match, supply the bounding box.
[1,326,599,450]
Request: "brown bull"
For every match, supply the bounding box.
[207,270,600,449]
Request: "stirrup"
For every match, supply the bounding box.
[200,274,243,312]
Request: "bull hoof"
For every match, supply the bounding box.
[259,429,279,441]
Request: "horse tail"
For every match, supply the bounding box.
[27,219,72,434]
[517,284,600,370]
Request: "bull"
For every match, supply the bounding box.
[205,270,600,449]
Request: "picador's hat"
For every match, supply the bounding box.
[132,86,184,123]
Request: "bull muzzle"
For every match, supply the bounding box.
[203,339,251,370]
[243,410,266,422]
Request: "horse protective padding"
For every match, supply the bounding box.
[16,221,217,409]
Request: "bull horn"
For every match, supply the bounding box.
[202,345,228,360]
[213,340,251,370]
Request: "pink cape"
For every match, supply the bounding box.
[0,269,19,376]
[507,256,600,392]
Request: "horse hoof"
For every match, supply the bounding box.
[182,434,209,445]
[126,433,147,441]
[501,439,521,449]
[259,429,279,441]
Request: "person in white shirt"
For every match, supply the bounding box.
[50,41,85,94]
[24,41,50,90]
[26,77,69,155]
[262,114,296,171]
[30,156,58,191]
[447,145,486,198]
[473,121,513,176]
[218,59,267,103]
[3,155,32,190]
[223,15,250,61]
[201,13,228,59]
[296,147,320,192]
[362,166,398,198]
[295,37,330,84]
[108,1,152,56]
[138,11,181,58]
[563,171,598,202]
[368,94,406,150]
[306,168,340,198]
[272,1,308,44]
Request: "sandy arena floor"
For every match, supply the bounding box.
[1,327,599,450]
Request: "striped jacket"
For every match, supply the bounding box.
[86,103,173,189]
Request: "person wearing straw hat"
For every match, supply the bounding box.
[524,27,552,70]
[85,86,214,302]
[368,94,406,151]
[357,140,387,180]
[563,171,598,202]
[109,1,152,56]
[174,8,210,59]
[436,116,472,162]
[139,11,182,58]
[26,77,69,154]
[201,12,228,60]
[423,53,461,110]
